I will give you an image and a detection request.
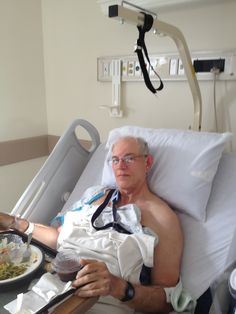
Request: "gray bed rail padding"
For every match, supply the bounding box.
[11,119,100,225]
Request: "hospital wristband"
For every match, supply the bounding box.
[24,221,35,235]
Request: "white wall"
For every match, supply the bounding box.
[41,0,236,145]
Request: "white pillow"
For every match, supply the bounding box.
[101,126,232,221]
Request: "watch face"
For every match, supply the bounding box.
[121,281,135,302]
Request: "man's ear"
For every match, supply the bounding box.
[146,154,154,171]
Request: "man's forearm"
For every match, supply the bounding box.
[6,214,59,249]
[128,284,171,313]
[112,276,171,313]
[25,222,59,249]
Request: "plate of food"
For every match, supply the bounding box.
[0,233,44,286]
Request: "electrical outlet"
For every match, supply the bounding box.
[169,59,178,75]
[128,61,135,76]
[178,59,185,75]
[122,60,128,77]
[103,61,110,77]
[135,61,141,77]
[149,59,158,76]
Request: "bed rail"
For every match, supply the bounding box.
[11,119,100,224]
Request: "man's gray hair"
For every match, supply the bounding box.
[136,137,149,155]
[112,136,149,155]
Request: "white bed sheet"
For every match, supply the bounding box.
[179,152,236,299]
[61,147,236,300]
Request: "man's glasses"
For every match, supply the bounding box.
[110,154,147,166]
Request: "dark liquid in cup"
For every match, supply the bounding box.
[55,259,82,282]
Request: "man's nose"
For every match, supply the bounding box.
[117,159,127,167]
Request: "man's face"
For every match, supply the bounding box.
[111,138,148,191]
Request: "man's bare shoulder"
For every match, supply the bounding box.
[138,192,183,241]
[145,194,183,286]
[153,195,180,227]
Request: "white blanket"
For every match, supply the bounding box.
[57,203,157,284]
[57,191,196,314]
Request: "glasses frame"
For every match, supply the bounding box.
[110,154,147,166]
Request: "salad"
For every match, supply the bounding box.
[0,234,32,280]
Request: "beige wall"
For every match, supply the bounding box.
[0,0,47,212]
[0,0,47,141]
[41,0,236,144]
[1,0,236,212]
[0,157,47,213]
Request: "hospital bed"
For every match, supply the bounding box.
[9,118,236,313]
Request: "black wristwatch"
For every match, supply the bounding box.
[120,281,135,302]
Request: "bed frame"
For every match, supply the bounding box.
[11,119,101,225]
[10,119,236,314]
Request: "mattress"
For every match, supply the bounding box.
[61,147,236,300]
[179,152,236,299]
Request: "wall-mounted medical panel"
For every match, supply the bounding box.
[97,50,236,82]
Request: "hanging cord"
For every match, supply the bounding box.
[91,189,132,234]
[211,67,220,132]
[134,13,164,94]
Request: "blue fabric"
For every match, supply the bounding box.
[50,187,107,227]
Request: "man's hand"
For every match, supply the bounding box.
[72,259,126,299]
[0,213,14,231]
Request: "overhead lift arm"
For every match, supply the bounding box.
[108,3,202,131]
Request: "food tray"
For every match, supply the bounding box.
[0,229,70,314]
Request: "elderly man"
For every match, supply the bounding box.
[0,136,183,314]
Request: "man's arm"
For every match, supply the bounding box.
[127,203,183,312]
[72,204,183,313]
[73,259,169,313]
[0,212,59,249]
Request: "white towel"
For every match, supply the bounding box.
[4,273,74,314]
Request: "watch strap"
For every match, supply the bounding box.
[120,281,135,302]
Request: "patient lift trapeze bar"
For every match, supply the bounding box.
[108,1,202,131]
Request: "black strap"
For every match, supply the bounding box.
[91,189,131,235]
[134,13,164,94]
[91,189,152,285]
[91,189,114,230]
